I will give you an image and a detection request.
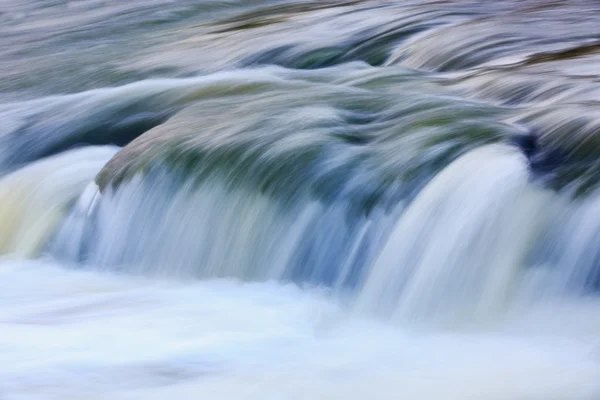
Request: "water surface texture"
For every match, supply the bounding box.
[2,1,600,399]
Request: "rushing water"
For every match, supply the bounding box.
[2,1,600,399]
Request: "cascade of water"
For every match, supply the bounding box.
[51,169,396,293]
[0,146,117,258]
[4,1,600,399]
[353,144,553,323]
[48,143,587,327]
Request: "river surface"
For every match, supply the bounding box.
[1,1,600,399]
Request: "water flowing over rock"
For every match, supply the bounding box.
[2,1,600,399]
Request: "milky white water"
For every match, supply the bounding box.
[0,258,598,400]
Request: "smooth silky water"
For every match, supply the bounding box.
[2,1,600,399]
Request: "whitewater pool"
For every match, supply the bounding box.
[0,260,598,400]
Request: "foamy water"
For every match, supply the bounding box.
[0,259,599,400]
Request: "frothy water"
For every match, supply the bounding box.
[1,260,599,400]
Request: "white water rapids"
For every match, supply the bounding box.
[1,259,599,400]
[3,1,600,398]
[0,144,598,400]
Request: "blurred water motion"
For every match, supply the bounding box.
[1,1,600,399]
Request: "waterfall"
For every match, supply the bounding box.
[47,143,596,327]
[0,146,117,258]
[356,144,552,324]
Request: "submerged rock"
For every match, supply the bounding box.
[95,65,513,216]
[509,131,538,159]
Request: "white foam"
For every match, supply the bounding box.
[0,259,599,400]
